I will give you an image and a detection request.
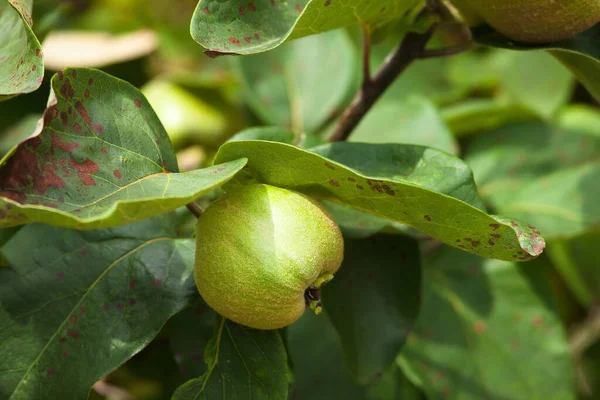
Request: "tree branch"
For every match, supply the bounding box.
[186,202,204,218]
[328,27,436,142]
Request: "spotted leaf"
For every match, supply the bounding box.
[0,214,196,400]
[214,140,546,261]
[191,0,421,55]
[0,0,44,100]
[0,68,247,229]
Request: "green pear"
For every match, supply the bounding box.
[452,0,600,43]
[194,184,344,330]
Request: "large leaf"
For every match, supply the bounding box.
[349,96,459,155]
[0,214,197,400]
[547,230,600,307]
[214,140,546,261]
[465,106,600,239]
[325,234,421,384]
[288,311,422,400]
[0,0,44,100]
[473,24,600,103]
[172,317,288,399]
[0,68,247,229]
[190,0,421,55]
[166,298,216,379]
[398,247,575,400]
[235,29,356,133]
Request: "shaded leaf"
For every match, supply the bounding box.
[487,50,574,119]
[398,247,575,400]
[166,298,216,380]
[235,29,356,133]
[214,140,546,261]
[473,24,600,103]
[228,126,294,144]
[0,0,44,100]
[349,96,459,155]
[465,106,600,238]
[172,317,288,400]
[0,68,247,229]
[325,234,421,384]
[442,99,537,138]
[190,0,420,55]
[0,113,39,156]
[288,311,420,400]
[0,214,197,400]
[547,230,600,307]
[287,312,364,400]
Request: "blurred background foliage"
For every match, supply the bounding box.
[2,0,599,399]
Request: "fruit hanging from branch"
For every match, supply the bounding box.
[451,0,600,43]
[193,184,344,330]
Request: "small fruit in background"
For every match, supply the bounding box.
[451,0,600,43]
[193,184,344,330]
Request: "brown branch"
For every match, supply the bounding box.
[186,202,204,218]
[360,24,372,85]
[328,27,436,142]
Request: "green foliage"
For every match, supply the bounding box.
[0,0,43,100]
[1,1,599,399]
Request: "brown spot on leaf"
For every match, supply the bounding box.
[128,298,136,305]
[62,350,69,358]
[532,316,542,327]
[228,37,241,47]
[113,170,122,179]
[60,79,75,98]
[489,223,500,230]
[356,184,364,190]
[248,2,256,11]
[325,0,331,5]
[347,177,355,182]
[47,368,55,377]
[69,316,77,324]
[203,6,210,14]
[71,70,77,78]
[75,101,91,125]
[56,272,65,280]
[328,179,340,187]
[51,133,79,153]
[424,215,431,222]
[488,240,495,246]
[129,280,137,289]
[79,307,86,315]
[66,329,80,338]
[134,99,142,108]
[324,162,335,170]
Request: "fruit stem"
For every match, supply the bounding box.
[304,273,335,315]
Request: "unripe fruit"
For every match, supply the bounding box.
[452,0,600,44]
[194,184,344,330]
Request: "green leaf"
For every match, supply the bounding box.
[288,311,421,399]
[214,140,546,261]
[235,29,356,133]
[486,50,575,119]
[349,96,459,155]
[442,99,538,138]
[0,68,247,229]
[465,106,600,238]
[473,24,600,103]
[0,214,197,400]
[166,298,216,379]
[323,201,413,238]
[0,0,44,100]
[0,113,39,156]
[190,0,421,55]
[398,247,575,400]
[287,312,365,400]
[228,126,294,144]
[172,317,288,400]
[547,230,600,307]
[324,234,421,384]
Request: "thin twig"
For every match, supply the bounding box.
[186,202,204,218]
[328,27,436,142]
[360,24,372,85]
[418,42,473,59]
